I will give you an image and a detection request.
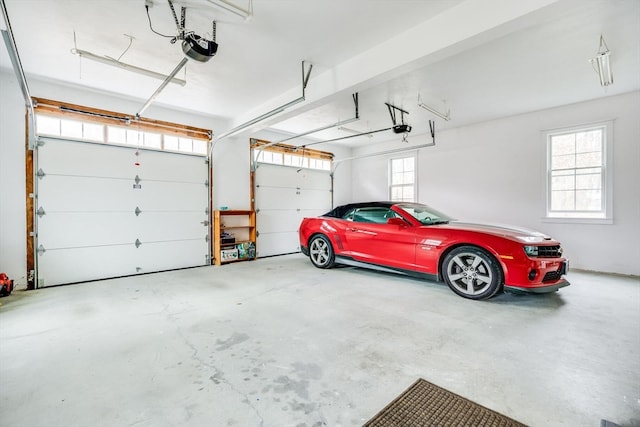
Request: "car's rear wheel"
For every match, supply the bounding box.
[309,234,335,269]
[442,246,502,300]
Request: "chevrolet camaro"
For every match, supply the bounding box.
[299,202,569,300]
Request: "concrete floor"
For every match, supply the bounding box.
[0,254,639,427]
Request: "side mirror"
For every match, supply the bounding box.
[387,217,408,227]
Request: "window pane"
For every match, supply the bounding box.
[139,132,160,149]
[193,140,207,154]
[551,134,575,154]
[576,190,601,211]
[60,119,82,138]
[178,137,192,152]
[576,151,602,168]
[126,129,140,146]
[552,174,574,191]
[36,116,60,136]
[164,135,179,151]
[576,170,601,190]
[107,126,126,144]
[83,122,104,142]
[551,190,575,211]
[576,130,602,153]
[551,154,575,169]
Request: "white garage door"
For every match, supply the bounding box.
[254,163,332,257]
[36,137,209,287]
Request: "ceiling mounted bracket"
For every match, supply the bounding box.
[214,60,313,146]
[275,92,360,145]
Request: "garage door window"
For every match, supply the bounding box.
[251,139,333,171]
[546,121,612,222]
[33,98,211,156]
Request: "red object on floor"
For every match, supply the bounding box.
[0,272,14,296]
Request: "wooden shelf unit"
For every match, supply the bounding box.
[213,210,256,265]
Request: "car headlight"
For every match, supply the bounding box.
[523,245,538,257]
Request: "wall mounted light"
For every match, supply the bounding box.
[590,35,613,87]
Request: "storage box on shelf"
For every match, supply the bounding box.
[213,210,256,265]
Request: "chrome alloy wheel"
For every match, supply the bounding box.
[309,235,334,269]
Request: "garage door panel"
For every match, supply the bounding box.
[137,240,208,272]
[38,175,137,211]
[298,189,332,211]
[257,209,300,234]
[137,212,208,242]
[38,212,136,249]
[37,245,139,286]
[39,139,137,178]
[134,151,207,182]
[137,181,208,211]
[256,186,300,210]
[255,164,299,185]
[257,232,300,257]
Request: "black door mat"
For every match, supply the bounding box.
[363,378,528,427]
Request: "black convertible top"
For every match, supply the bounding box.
[322,202,395,218]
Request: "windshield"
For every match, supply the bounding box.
[396,203,454,225]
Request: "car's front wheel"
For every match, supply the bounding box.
[308,234,335,269]
[442,246,503,300]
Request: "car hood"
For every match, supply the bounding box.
[439,221,554,243]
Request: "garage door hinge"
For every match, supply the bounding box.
[36,168,46,179]
[205,234,210,242]
[134,175,141,185]
[37,244,46,255]
[37,207,46,218]
[36,138,45,147]
[204,179,209,187]
[135,207,142,216]
[201,220,209,226]
[256,231,260,237]
[135,238,142,248]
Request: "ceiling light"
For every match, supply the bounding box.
[417,96,451,121]
[71,48,187,86]
[590,35,613,87]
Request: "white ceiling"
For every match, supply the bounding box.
[1,0,639,147]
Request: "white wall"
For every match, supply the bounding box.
[0,70,27,285]
[351,91,640,276]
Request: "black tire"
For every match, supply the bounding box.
[442,246,503,300]
[308,234,335,269]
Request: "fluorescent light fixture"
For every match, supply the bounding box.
[71,48,187,86]
[204,0,253,19]
[418,99,451,121]
[590,35,613,87]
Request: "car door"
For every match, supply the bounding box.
[344,207,417,270]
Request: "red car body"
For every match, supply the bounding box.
[299,202,569,300]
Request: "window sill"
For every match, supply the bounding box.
[542,217,613,225]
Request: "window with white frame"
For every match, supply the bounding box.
[546,121,612,221]
[389,155,416,202]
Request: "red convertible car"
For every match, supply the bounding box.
[299,202,569,300]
